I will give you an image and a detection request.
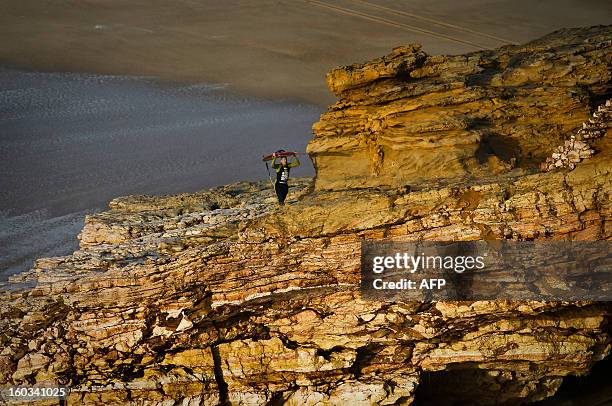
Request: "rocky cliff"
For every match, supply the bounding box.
[1,26,611,405]
[308,25,611,190]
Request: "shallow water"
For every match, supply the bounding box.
[0,69,321,280]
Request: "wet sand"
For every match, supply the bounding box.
[1,0,610,105]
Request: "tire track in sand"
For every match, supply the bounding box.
[306,0,489,49]
[350,0,518,45]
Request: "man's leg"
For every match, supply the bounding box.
[276,183,288,204]
[274,183,286,204]
[274,182,282,203]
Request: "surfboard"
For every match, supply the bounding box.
[262,151,298,161]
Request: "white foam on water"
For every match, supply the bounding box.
[0,209,92,281]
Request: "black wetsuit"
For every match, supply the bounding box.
[272,156,300,204]
[275,167,290,204]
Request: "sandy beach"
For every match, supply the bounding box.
[1,0,610,105]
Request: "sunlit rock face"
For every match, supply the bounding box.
[308,25,611,191]
[1,26,611,406]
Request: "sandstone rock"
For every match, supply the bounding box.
[12,353,51,381]
[326,45,427,95]
[309,25,611,190]
[2,150,609,404]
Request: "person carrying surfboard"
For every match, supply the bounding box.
[271,151,300,205]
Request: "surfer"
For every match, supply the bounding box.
[271,151,300,205]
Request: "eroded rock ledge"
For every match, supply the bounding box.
[1,26,611,406]
[308,25,611,191]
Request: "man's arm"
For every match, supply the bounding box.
[288,155,301,168]
[271,156,280,169]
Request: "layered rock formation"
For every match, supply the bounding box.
[308,25,611,190]
[1,26,611,406]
